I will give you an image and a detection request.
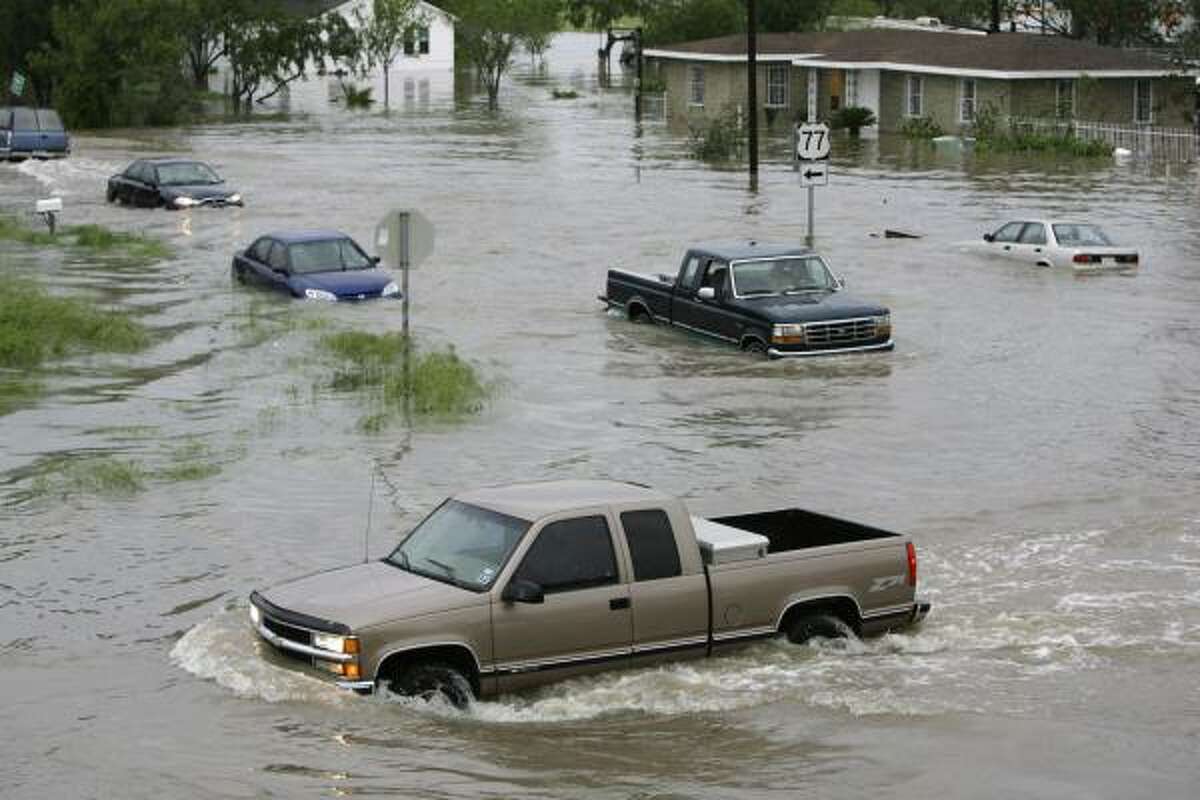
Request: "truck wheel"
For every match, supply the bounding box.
[629,305,653,324]
[742,339,767,357]
[106,186,117,203]
[231,264,246,285]
[391,662,473,709]
[786,613,847,644]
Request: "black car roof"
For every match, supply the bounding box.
[689,241,817,261]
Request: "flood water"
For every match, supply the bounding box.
[3,33,1200,799]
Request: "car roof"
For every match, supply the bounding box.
[690,241,817,261]
[264,229,351,244]
[455,480,673,521]
[140,157,210,166]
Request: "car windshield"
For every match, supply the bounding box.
[732,256,836,296]
[156,162,221,186]
[1052,224,1114,247]
[385,500,530,592]
[287,238,373,274]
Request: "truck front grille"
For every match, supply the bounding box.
[264,616,311,647]
[805,318,878,346]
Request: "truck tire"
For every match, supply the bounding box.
[742,338,767,357]
[786,613,847,645]
[390,661,474,709]
[629,304,653,324]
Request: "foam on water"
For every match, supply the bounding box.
[15,157,122,195]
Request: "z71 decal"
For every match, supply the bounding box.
[869,574,906,592]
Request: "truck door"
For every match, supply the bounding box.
[492,514,632,691]
[618,509,710,663]
[674,259,738,344]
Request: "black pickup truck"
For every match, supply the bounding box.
[601,241,893,357]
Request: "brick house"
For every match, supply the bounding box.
[643,29,1196,135]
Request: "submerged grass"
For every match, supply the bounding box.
[0,215,172,260]
[319,330,488,427]
[31,456,149,496]
[0,281,149,370]
[0,378,42,415]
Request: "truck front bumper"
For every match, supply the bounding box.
[768,339,894,358]
[912,599,932,624]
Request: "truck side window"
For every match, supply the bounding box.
[681,256,701,288]
[700,261,729,295]
[1018,223,1047,245]
[514,516,618,593]
[620,510,682,581]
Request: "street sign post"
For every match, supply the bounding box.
[10,71,26,97]
[374,209,435,341]
[793,122,831,246]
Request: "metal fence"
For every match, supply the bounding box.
[1009,117,1200,161]
[639,92,667,122]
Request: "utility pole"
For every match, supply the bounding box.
[747,0,758,189]
[990,0,1001,32]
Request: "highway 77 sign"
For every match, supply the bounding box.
[796,122,831,161]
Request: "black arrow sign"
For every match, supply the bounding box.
[803,168,825,179]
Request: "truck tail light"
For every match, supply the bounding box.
[1073,253,1098,264]
[906,541,917,587]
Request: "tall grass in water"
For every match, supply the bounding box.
[0,216,171,259]
[0,282,149,370]
[320,331,488,425]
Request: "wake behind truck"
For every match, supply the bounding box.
[250,480,930,706]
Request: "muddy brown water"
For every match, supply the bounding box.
[2,33,1199,799]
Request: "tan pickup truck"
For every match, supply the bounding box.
[249,480,930,706]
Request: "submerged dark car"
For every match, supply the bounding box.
[106,158,243,209]
[1,107,70,161]
[603,241,893,357]
[231,230,401,302]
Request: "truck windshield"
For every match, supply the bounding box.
[385,500,530,591]
[732,257,836,297]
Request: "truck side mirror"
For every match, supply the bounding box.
[502,578,544,604]
[983,233,995,242]
[697,286,716,301]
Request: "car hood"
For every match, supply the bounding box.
[259,561,482,630]
[161,184,238,201]
[289,269,394,298]
[731,291,888,323]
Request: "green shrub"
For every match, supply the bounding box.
[830,105,876,135]
[551,88,579,99]
[688,105,746,162]
[901,115,944,139]
[0,216,171,260]
[342,84,374,109]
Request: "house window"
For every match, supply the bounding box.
[1134,79,1153,124]
[404,26,430,56]
[959,78,977,123]
[766,64,789,108]
[1055,79,1076,118]
[846,70,859,107]
[906,75,924,117]
[688,65,705,107]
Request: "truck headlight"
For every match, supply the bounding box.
[173,196,199,208]
[226,193,242,205]
[304,288,337,302]
[873,314,892,338]
[313,632,360,655]
[249,604,261,627]
[381,281,400,297]
[771,323,806,345]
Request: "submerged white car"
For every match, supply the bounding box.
[981,221,1139,272]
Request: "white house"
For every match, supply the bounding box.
[325,0,455,71]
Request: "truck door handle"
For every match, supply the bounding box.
[609,597,630,610]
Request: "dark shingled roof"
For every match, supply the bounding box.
[650,29,1178,73]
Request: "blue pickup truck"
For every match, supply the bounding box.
[602,241,893,358]
[1,107,71,161]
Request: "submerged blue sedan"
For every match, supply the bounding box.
[231,230,400,302]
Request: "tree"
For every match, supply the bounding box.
[179,0,259,90]
[758,0,836,32]
[352,0,421,110]
[642,0,745,46]
[0,0,64,104]
[38,0,191,127]
[223,9,347,111]
[442,0,562,109]
[563,0,645,31]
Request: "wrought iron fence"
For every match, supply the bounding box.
[1009,117,1200,161]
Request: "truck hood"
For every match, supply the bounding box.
[258,561,482,631]
[731,291,887,323]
